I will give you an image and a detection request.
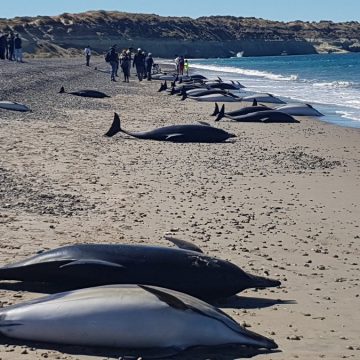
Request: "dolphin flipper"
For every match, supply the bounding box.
[195,121,211,126]
[165,133,184,140]
[164,236,203,253]
[59,259,125,269]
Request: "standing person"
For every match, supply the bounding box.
[133,48,145,81]
[84,45,91,66]
[120,49,131,83]
[145,53,154,81]
[178,55,185,75]
[14,34,22,62]
[142,51,147,80]
[105,46,119,82]
[174,55,180,74]
[7,33,15,61]
[0,33,6,60]
[184,59,189,76]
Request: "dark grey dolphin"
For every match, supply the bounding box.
[181,88,230,100]
[0,239,281,300]
[104,113,236,143]
[225,110,300,123]
[214,104,272,121]
[59,86,110,98]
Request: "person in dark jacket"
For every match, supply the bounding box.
[14,34,22,62]
[145,53,154,80]
[106,46,119,82]
[0,33,6,60]
[7,33,15,61]
[133,48,145,81]
[120,49,131,83]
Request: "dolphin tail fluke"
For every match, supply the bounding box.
[104,113,121,137]
[211,103,219,116]
[181,92,187,101]
[59,86,65,94]
[215,104,225,122]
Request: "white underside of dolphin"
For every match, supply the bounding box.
[0,101,31,112]
[0,284,277,351]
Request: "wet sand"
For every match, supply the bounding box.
[0,57,359,360]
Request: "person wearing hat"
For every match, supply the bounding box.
[132,48,145,81]
[145,52,154,81]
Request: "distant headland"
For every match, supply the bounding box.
[1,10,360,58]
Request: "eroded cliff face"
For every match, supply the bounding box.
[0,11,359,57]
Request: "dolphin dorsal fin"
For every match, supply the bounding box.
[164,235,203,253]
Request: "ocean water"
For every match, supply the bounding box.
[190,53,360,128]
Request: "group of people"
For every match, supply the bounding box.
[175,55,189,75]
[0,33,23,62]
[101,46,155,83]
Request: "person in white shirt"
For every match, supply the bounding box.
[84,46,91,66]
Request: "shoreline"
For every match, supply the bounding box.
[1,57,360,360]
[160,54,360,130]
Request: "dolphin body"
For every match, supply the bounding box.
[0,101,31,112]
[0,240,280,300]
[0,284,278,352]
[104,113,236,143]
[59,86,110,98]
[214,103,323,121]
[223,110,300,123]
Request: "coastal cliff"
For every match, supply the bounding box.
[1,11,360,57]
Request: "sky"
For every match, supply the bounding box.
[1,0,360,22]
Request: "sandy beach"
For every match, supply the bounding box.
[0,57,359,360]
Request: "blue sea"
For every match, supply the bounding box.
[190,53,360,128]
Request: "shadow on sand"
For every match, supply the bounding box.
[213,294,296,309]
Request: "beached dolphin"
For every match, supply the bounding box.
[0,239,280,300]
[0,284,278,352]
[224,110,300,123]
[168,83,203,95]
[182,92,243,102]
[205,81,245,90]
[182,88,231,99]
[104,113,236,143]
[59,86,110,98]
[275,103,324,116]
[214,104,273,121]
[0,101,31,112]
[242,94,286,104]
[214,103,323,121]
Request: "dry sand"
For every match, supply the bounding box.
[0,57,359,360]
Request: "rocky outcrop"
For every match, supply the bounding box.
[1,11,359,58]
